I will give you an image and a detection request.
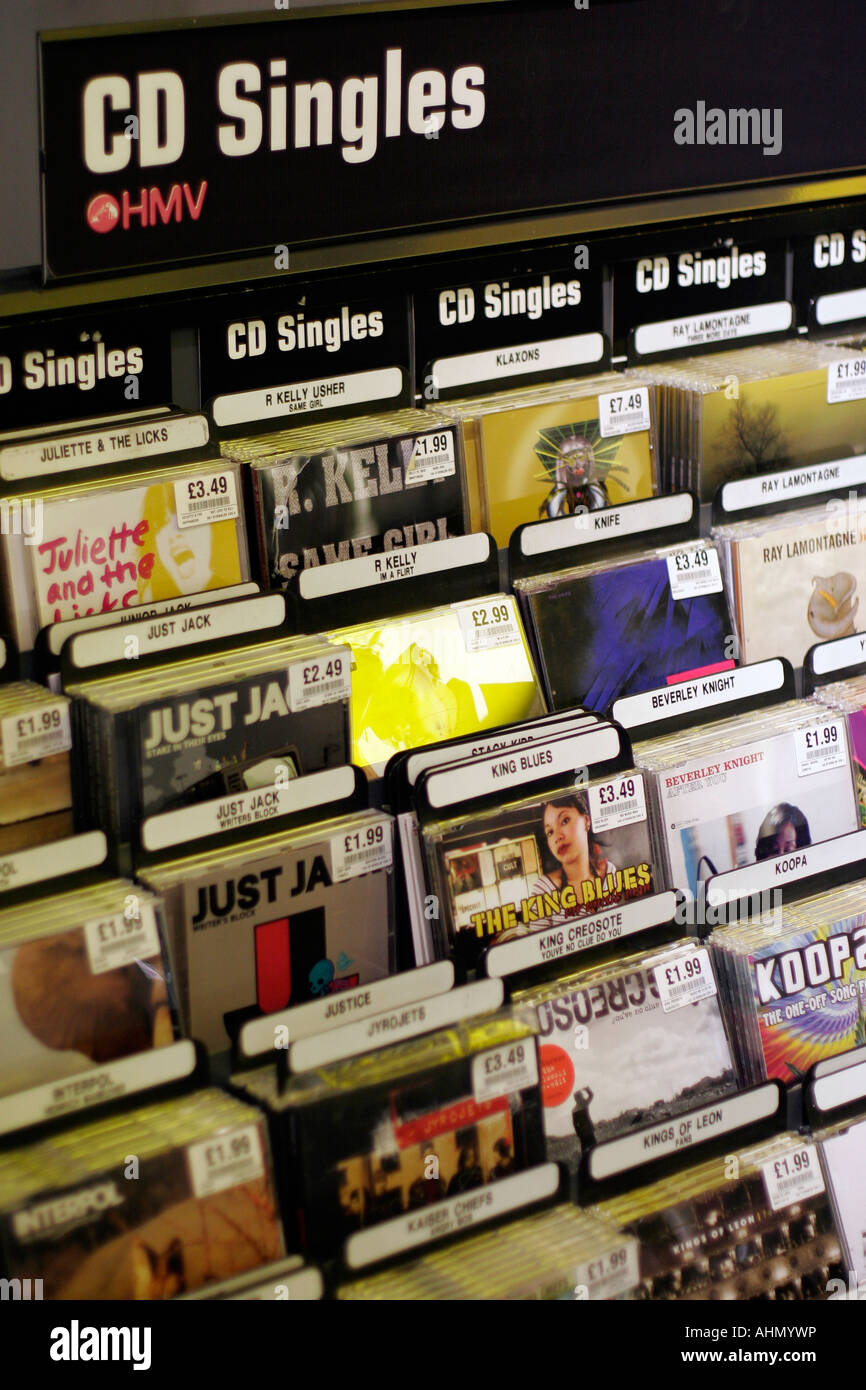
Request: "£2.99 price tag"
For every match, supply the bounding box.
[794,720,847,777]
[598,388,652,438]
[187,1124,265,1199]
[331,819,393,882]
[762,1144,825,1212]
[173,471,239,528]
[653,948,717,1013]
[404,429,457,485]
[288,648,352,711]
[587,773,647,832]
[827,358,866,404]
[83,902,161,975]
[666,546,723,600]
[574,1243,640,1300]
[457,599,520,653]
[472,1040,539,1103]
[1,703,72,768]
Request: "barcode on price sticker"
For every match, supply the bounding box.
[598,388,652,438]
[1,703,71,768]
[404,429,457,486]
[574,1242,640,1300]
[288,648,352,711]
[173,471,239,528]
[653,948,717,1013]
[83,902,161,975]
[827,358,866,404]
[587,774,647,832]
[187,1124,265,1199]
[472,1040,538,1103]
[794,720,847,777]
[666,546,723,600]
[331,819,393,882]
[762,1144,825,1212]
[456,599,520,653]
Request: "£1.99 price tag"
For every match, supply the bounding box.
[666,546,723,600]
[794,720,847,777]
[187,1124,265,1199]
[587,773,647,832]
[598,388,652,438]
[404,430,457,485]
[173,471,239,528]
[472,1040,539,1103]
[574,1242,640,1300]
[288,648,352,711]
[1,703,72,768]
[83,902,161,975]
[827,358,866,404]
[457,599,520,653]
[762,1143,825,1212]
[331,819,393,882]
[653,948,717,1013]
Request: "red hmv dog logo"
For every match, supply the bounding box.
[86,194,120,233]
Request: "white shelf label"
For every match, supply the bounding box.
[587,773,647,831]
[795,720,848,777]
[574,1242,640,1300]
[1,703,71,767]
[598,388,651,438]
[762,1144,825,1212]
[331,819,393,882]
[187,1124,265,1198]
[485,892,677,978]
[456,598,521,653]
[634,300,792,355]
[174,471,239,528]
[430,333,604,390]
[653,947,716,1013]
[212,367,403,427]
[0,414,209,482]
[287,649,351,711]
[472,1039,538,1102]
[83,902,161,975]
[828,359,866,403]
[405,429,457,485]
[666,546,723,600]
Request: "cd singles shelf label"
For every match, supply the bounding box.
[793,219,866,329]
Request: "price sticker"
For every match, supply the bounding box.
[457,599,520,653]
[653,948,717,1013]
[187,1124,265,1199]
[83,902,161,975]
[287,648,351,711]
[405,429,457,486]
[762,1143,825,1212]
[598,388,652,438]
[173,471,239,528]
[1,703,72,768]
[794,719,847,777]
[827,359,866,405]
[587,773,647,832]
[666,546,723,600]
[331,818,393,882]
[574,1242,640,1300]
[472,1040,539,1103]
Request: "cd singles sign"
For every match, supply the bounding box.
[39,1,866,281]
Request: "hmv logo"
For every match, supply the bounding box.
[87,181,207,234]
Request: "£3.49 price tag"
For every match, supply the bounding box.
[472,1040,539,1102]
[173,471,239,528]
[827,358,866,404]
[1,703,72,768]
[457,599,520,653]
[587,774,647,832]
[666,546,723,600]
[598,388,652,438]
[405,429,457,485]
[653,948,717,1013]
[331,819,393,882]
[83,903,161,975]
[794,720,847,777]
[187,1124,265,1199]
[288,648,352,711]
[762,1143,825,1212]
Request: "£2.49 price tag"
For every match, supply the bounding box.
[288,648,352,711]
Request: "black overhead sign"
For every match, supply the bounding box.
[38,0,866,281]
[794,213,866,332]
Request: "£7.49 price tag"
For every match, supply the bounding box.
[794,720,847,777]
[187,1124,265,1199]
[331,819,393,882]
[827,358,866,404]
[598,388,652,438]
[587,773,647,832]
[666,546,723,600]
[1,703,72,768]
[472,1040,539,1103]
[653,948,717,1013]
[762,1144,825,1212]
[288,648,352,711]
[457,599,520,653]
[405,429,457,485]
[173,471,239,528]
